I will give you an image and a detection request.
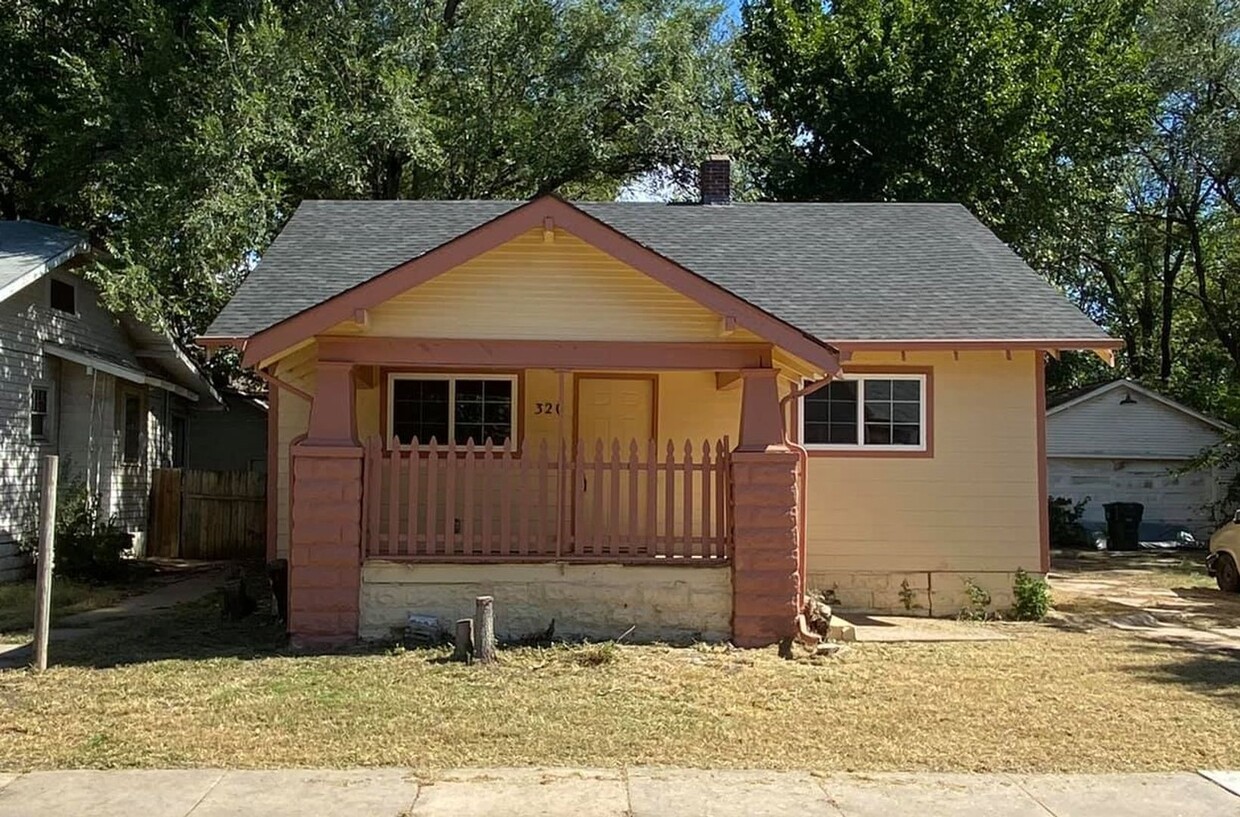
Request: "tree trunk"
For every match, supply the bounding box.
[474,596,496,664]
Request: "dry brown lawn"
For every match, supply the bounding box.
[0,583,1237,773]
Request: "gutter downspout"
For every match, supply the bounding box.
[778,375,835,602]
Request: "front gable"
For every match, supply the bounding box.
[326,226,763,344]
[238,196,840,375]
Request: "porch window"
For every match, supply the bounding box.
[388,374,516,447]
[801,374,926,451]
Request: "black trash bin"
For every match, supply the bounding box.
[1103,502,1144,551]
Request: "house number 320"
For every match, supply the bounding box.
[535,402,561,415]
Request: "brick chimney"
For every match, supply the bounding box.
[699,155,732,205]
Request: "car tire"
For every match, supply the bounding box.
[1218,553,1240,593]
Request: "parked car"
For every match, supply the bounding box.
[1207,510,1240,592]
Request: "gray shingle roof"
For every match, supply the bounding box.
[205,199,1111,344]
[0,221,88,302]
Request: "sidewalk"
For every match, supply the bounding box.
[0,767,1236,816]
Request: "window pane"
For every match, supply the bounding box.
[892,402,919,423]
[805,381,858,445]
[864,402,891,422]
[828,422,858,444]
[392,379,451,444]
[892,380,921,401]
[454,379,513,445]
[864,380,891,400]
[31,388,47,414]
[892,424,921,445]
[31,414,45,438]
[864,423,891,445]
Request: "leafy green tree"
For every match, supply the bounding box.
[738,0,1152,258]
[2,0,735,339]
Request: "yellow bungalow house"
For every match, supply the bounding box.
[200,159,1120,647]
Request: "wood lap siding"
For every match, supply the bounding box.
[0,269,169,558]
[325,227,764,344]
[804,350,1043,574]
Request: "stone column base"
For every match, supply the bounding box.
[288,444,363,644]
[730,447,801,647]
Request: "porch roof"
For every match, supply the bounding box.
[204,197,1118,352]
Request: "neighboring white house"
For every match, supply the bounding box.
[0,221,219,580]
[1047,379,1234,542]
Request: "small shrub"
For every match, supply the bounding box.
[1049,495,1092,548]
[47,482,131,581]
[958,578,992,621]
[1011,568,1051,621]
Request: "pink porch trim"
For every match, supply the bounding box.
[239,196,840,374]
[317,337,774,371]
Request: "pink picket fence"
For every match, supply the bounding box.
[361,436,732,562]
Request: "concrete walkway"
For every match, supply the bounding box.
[0,565,226,668]
[0,768,1236,816]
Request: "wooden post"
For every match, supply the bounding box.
[33,454,58,672]
[474,595,496,664]
[452,618,475,663]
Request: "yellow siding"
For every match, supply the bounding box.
[805,351,1041,575]
[274,343,317,559]
[326,227,760,343]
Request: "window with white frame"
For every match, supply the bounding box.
[30,384,51,441]
[388,374,516,447]
[801,374,927,450]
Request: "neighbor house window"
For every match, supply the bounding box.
[801,374,927,451]
[49,279,76,314]
[120,391,143,463]
[388,374,516,447]
[30,385,51,441]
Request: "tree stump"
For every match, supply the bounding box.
[452,618,475,663]
[474,596,496,664]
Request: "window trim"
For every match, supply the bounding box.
[47,276,78,317]
[30,382,53,443]
[384,371,521,451]
[798,368,933,457]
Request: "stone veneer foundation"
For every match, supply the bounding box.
[806,570,1028,617]
[360,561,732,642]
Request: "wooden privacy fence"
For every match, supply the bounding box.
[363,436,732,563]
[148,468,266,559]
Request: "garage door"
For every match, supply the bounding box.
[1047,457,1222,538]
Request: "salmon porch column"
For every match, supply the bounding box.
[288,361,362,645]
[730,368,801,647]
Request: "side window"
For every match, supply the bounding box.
[120,391,143,464]
[31,385,51,441]
[49,279,76,315]
[802,374,927,451]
